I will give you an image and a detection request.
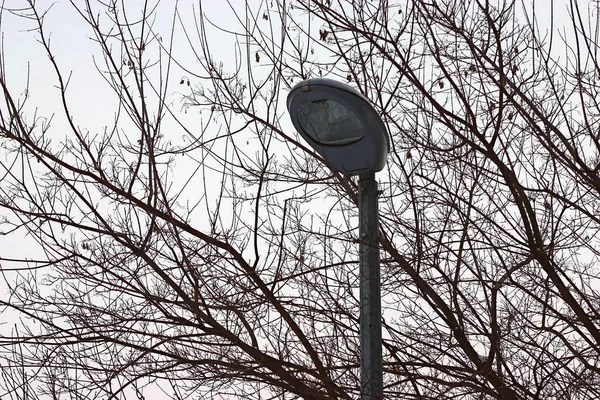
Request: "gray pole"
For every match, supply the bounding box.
[358,172,383,399]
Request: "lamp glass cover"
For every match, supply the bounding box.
[297,99,364,145]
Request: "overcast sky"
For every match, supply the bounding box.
[0,1,595,398]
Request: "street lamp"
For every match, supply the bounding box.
[287,78,389,399]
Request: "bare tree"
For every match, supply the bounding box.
[1,0,599,399]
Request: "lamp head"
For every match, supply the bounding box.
[287,78,389,176]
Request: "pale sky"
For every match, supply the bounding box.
[0,1,596,399]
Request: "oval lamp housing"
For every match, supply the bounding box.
[287,78,390,176]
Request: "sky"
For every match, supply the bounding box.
[0,0,597,399]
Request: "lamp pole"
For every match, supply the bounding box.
[358,172,383,399]
[286,78,389,400]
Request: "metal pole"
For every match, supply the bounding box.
[358,172,383,399]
